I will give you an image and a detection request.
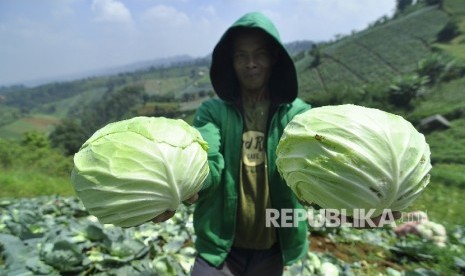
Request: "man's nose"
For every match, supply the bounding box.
[245,56,257,68]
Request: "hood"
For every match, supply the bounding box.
[210,12,297,104]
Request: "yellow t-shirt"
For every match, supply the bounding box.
[233,98,277,249]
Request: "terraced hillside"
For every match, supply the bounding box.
[296,6,450,99]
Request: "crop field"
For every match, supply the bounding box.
[387,7,450,43]
[0,170,73,198]
[0,85,108,140]
[144,77,188,97]
[297,68,325,95]
[0,115,60,139]
[318,57,366,86]
[297,6,450,99]
[1,197,464,275]
[42,86,108,118]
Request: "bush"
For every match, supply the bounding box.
[396,0,413,13]
[0,133,73,176]
[422,0,443,6]
[388,74,429,108]
[441,60,465,81]
[0,138,17,168]
[417,54,465,83]
[417,54,448,84]
[437,20,460,42]
[49,119,88,156]
[308,46,321,68]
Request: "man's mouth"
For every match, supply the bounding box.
[244,73,261,79]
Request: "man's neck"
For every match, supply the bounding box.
[241,88,269,105]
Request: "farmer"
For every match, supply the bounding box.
[154,12,310,275]
[152,11,402,275]
[188,12,310,275]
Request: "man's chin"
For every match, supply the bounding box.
[241,81,266,91]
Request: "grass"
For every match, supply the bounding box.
[0,168,75,198]
[435,0,465,59]
[426,120,465,164]
[430,163,465,188]
[407,174,465,226]
[407,77,465,122]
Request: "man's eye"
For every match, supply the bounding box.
[234,54,248,63]
[256,52,271,60]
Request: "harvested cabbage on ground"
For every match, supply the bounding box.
[71,116,209,227]
[276,104,432,218]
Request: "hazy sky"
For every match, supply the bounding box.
[0,0,396,86]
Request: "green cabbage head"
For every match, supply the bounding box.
[276,104,431,217]
[71,116,209,227]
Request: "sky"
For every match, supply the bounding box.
[0,0,397,86]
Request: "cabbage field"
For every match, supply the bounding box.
[1,196,464,275]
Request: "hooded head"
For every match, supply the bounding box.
[210,12,297,105]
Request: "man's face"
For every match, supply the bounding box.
[232,30,275,94]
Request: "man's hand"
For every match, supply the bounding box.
[183,193,199,206]
[151,193,199,223]
[151,210,176,223]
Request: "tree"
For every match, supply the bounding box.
[396,0,413,13]
[21,131,50,149]
[388,74,429,108]
[422,0,443,7]
[417,54,448,84]
[309,45,321,68]
[49,119,88,156]
[437,20,460,42]
[77,85,147,135]
[0,138,16,168]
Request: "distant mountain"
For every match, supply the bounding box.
[284,40,315,55]
[3,40,316,88]
[97,55,195,75]
[5,55,196,88]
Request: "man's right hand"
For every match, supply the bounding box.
[151,193,199,223]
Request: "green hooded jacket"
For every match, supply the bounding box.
[192,12,310,267]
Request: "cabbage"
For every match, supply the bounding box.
[276,104,432,217]
[71,116,209,227]
[320,262,339,275]
[415,221,447,247]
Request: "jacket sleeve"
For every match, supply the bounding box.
[192,100,225,194]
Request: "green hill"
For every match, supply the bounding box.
[0,63,211,138]
[296,5,450,99]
